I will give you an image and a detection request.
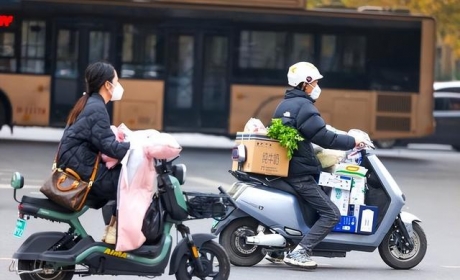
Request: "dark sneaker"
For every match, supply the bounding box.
[283,249,317,269]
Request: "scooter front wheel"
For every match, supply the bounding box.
[378,222,427,269]
[175,241,230,280]
[17,259,75,280]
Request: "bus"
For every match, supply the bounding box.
[0,0,436,147]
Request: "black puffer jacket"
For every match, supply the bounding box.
[57,93,130,181]
[273,88,355,176]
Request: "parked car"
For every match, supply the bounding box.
[378,91,460,151]
[434,81,460,93]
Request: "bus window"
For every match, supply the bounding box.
[239,31,286,70]
[367,28,420,92]
[290,33,315,66]
[20,20,46,74]
[236,30,286,83]
[89,31,110,64]
[55,29,79,78]
[320,34,366,89]
[0,32,16,72]
[121,24,164,79]
[202,35,228,111]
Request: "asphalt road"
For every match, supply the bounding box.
[0,140,459,280]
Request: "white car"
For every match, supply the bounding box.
[434,81,460,93]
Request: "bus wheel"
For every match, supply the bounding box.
[375,139,397,149]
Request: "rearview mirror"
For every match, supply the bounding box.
[11,172,24,189]
[231,144,246,163]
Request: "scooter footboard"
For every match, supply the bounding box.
[13,232,67,260]
[168,233,216,275]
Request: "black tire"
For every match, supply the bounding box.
[0,103,5,129]
[378,222,427,270]
[175,241,230,280]
[219,218,265,267]
[375,139,397,149]
[17,259,75,280]
[452,145,460,152]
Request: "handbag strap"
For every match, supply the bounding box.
[51,142,61,170]
[88,153,101,188]
[52,142,101,187]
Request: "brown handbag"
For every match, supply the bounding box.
[40,144,101,212]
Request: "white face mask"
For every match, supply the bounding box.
[109,82,124,101]
[309,84,321,100]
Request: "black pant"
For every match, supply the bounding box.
[90,163,122,217]
[286,175,341,253]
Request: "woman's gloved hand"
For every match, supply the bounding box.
[128,137,145,150]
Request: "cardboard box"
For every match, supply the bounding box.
[231,133,289,177]
[349,177,366,205]
[332,215,357,233]
[349,204,379,234]
[318,172,352,190]
[334,163,368,178]
[328,188,350,216]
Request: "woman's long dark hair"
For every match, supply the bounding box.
[66,61,115,126]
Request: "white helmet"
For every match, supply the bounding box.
[287,62,323,87]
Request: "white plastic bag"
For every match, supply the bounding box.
[316,149,346,168]
[244,118,267,134]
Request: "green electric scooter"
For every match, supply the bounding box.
[9,157,235,280]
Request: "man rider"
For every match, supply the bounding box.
[269,62,365,269]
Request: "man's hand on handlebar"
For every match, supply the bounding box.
[353,135,367,148]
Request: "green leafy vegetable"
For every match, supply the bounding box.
[266,118,304,160]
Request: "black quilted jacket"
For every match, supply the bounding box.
[57,93,130,181]
[273,88,355,176]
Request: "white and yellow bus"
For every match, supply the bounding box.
[0,0,436,147]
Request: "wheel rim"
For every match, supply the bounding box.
[22,260,71,280]
[231,226,258,256]
[185,248,221,279]
[387,230,421,261]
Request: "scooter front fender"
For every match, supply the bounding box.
[168,233,216,275]
[400,211,422,237]
[211,208,249,236]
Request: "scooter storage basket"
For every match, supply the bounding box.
[184,192,234,220]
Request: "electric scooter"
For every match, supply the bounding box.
[211,130,427,270]
[9,157,236,279]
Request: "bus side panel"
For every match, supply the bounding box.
[113,79,164,131]
[315,89,373,134]
[229,84,285,134]
[418,18,436,136]
[229,84,373,136]
[0,74,51,126]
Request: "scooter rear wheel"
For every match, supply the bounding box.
[219,217,265,266]
[17,259,74,280]
[175,241,230,280]
[378,222,427,269]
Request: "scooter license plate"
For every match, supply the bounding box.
[13,218,27,238]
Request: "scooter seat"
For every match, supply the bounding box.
[21,195,74,213]
[21,195,106,214]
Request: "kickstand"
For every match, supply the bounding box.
[97,257,106,274]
